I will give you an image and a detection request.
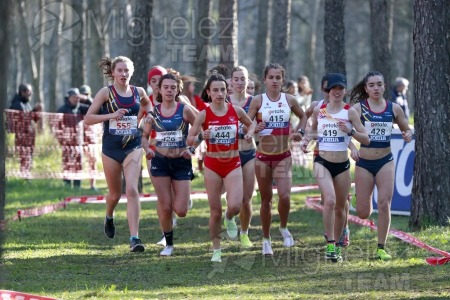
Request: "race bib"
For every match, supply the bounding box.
[261,108,290,129]
[155,130,184,148]
[209,125,237,144]
[365,121,392,142]
[109,116,138,135]
[318,122,346,143]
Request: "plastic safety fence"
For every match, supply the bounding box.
[4,109,313,179]
[305,196,450,266]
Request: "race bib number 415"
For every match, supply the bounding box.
[109,116,138,135]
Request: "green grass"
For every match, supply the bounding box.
[2,177,450,299]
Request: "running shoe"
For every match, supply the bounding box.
[280,228,295,247]
[188,198,193,210]
[335,245,343,262]
[262,239,273,256]
[156,235,166,247]
[338,227,350,247]
[224,214,238,239]
[211,249,222,262]
[376,248,392,261]
[325,243,337,261]
[240,233,253,248]
[130,238,145,252]
[104,217,115,239]
[160,245,174,256]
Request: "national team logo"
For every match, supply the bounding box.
[229,116,236,123]
[278,102,282,107]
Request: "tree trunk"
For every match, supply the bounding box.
[410,0,450,228]
[324,0,346,74]
[17,0,42,104]
[0,0,12,283]
[194,0,211,89]
[130,0,153,89]
[370,0,393,97]
[130,0,153,192]
[46,3,61,113]
[218,0,238,71]
[304,0,321,92]
[71,0,85,87]
[86,0,108,93]
[269,0,291,68]
[254,0,270,77]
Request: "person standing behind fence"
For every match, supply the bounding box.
[84,56,152,252]
[56,88,91,188]
[389,77,410,120]
[79,84,98,191]
[297,75,313,111]
[349,71,412,261]
[247,63,307,256]
[8,83,42,177]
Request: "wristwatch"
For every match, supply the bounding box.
[188,146,196,155]
[297,128,305,136]
[348,128,356,136]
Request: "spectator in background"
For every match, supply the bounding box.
[297,75,313,110]
[56,88,90,188]
[80,84,98,191]
[390,77,410,120]
[8,83,42,177]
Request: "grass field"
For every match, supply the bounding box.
[2,175,450,299]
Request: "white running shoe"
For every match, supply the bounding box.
[188,198,193,210]
[156,236,166,247]
[262,239,273,255]
[160,245,174,256]
[224,212,238,239]
[211,249,222,262]
[280,228,295,247]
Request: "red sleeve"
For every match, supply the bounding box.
[194,95,208,111]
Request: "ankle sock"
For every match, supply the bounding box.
[164,231,174,246]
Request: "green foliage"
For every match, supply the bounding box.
[2,178,450,299]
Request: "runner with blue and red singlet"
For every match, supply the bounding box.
[187,72,256,262]
[349,71,412,261]
[228,66,257,248]
[142,72,197,257]
[85,56,152,252]
[247,63,307,256]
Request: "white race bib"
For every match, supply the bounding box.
[109,116,138,135]
[365,121,392,142]
[209,125,237,144]
[155,130,184,148]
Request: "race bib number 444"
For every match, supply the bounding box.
[209,125,237,144]
[109,116,138,135]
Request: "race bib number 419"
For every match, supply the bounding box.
[109,116,138,135]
